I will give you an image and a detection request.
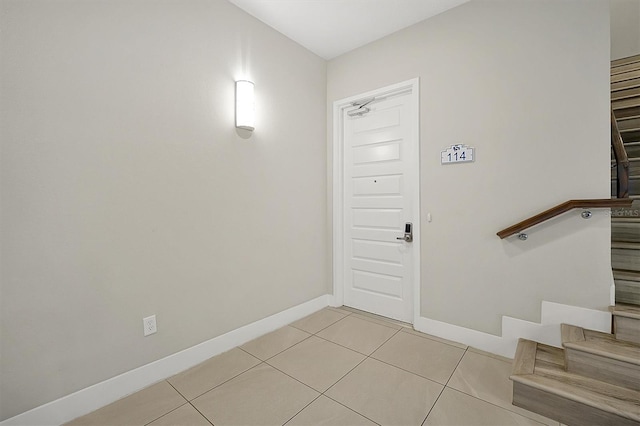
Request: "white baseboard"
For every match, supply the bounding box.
[1,295,330,426]
[414,301,611,359]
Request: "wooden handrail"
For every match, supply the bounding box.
[497,198,634,239]
[611,108,630,199]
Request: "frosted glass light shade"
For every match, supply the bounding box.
[235,80,255,131]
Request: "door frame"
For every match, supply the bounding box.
[331,78,421,324]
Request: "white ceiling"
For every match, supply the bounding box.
[228,0,471,60]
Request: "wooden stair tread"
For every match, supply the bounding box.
[561,324,640,365]
[616,107,640,121]
[611,158,640,164]
[622,143,640,157]
[618,117,640,132]
[510,340,640,421]
[611,218,640,243]
[611,158,640,178]
[612,54,640,68]
[613,62,640,76]
[623,129,640,139]
[613,96,640,110]
[612,242,640,250]
[612,217,640,222]
[512,338,536,375]
[614,270,640,281]
[612,77,640,92]
[612,70,640,84]
[612,303,640,319]
[612,87,640,101]
[612,176,640,182]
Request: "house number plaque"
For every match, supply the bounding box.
[441,144,474,164]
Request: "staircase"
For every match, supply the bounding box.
[509,54,640,426]
[510,323,640,426]
[611,53,640,305]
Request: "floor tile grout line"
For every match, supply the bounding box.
[290,312,351,335]
[365,325,464,388]
[263,359,328,394]
[440,347,552,424]
[178,323,372,414]
[333,307,467,350]
[400,327,469,350]
[320,393,383,426]
[420,384,447,426]
[260,359,382,425]
[327,306,355,316]
[367,353,455,388]
[420,347,469,426]
[319,349,371,396]
[342,312,407,331]
[326,306,467,349]
[337,311,405,332]
[309,314,403,357]
[163,380,189,405]
[310,331,386,357]
[315,327,419,426]
[319,355,382,425]
[141,399,189,426]
[177,358,330,425]
[443,346,468,388]
[321,327,402,397]
[368,326,403,357]
[443,387,556,425]
[242,332,315,363]
[445,385,557,426]
[176,355,262,402]
[280,394,324,426]
[187,400,215,426]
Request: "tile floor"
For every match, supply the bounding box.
[67,307,562,426]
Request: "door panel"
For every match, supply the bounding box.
[352,270,403,299]
[352,142,401,164]
[353,175,402,196]
[352,240,403,264]
[342,90,417,323]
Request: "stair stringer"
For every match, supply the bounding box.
[414,301,611,359]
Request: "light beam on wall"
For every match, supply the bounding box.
[235,80,255,131]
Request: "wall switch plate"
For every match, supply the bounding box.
[143,315,157,336]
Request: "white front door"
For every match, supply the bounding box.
[334,79,420,323]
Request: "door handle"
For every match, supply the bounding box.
[396,222,413,242]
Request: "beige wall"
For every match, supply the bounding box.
[328,0,611,335]
[0,0,327,420]
[611,0,640,60]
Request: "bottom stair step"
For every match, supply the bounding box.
[510,338,640,426]
[561,324,640,390]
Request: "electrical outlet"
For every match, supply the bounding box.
[143,315,157,336]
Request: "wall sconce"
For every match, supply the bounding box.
[235,80,255,131]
